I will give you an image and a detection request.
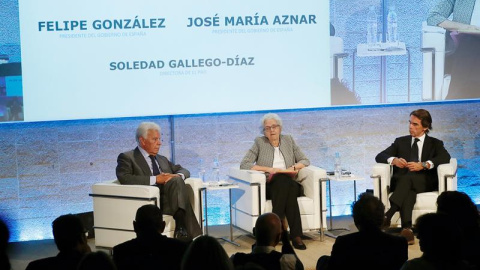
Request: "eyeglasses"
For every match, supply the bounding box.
[264,125,280,131]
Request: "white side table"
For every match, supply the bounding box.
[198,183,240,246]
[319,174,364,239]
[353,42,411,103]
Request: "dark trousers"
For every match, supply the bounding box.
[446,34,480,100]
[389,173,427,228]
[157,177,202,237]
[267,174,303,238]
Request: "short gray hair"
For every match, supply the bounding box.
[136,122,161,144]
[260,113,283,128]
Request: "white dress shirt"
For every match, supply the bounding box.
[387,133,434,169]
[138,146,185,185]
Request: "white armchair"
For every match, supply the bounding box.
[422,21,450,100]
[330,36,348,80]
[90,178,203,249]
[228,166,327,236]
[371,158,457,226]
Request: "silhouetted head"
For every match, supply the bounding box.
[0,219,9,251]
[0,218,10,270]
[416,212,462,263]
[77,251,117,270]
[352,193,385,231]
[133,205,165,236]
[437,191,480,231]
[253,213,282,247]
[52,214,90,254]
[181,235,233,270]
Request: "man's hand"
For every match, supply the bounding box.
[406,162,423,172]
[155,173,180,184]
[392,157,408,168]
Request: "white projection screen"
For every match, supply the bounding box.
[2,0,330,122]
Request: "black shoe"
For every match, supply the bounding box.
[292,237,307,250]
[174,227,190,241]
[292,241,307,250]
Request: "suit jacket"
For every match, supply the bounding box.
[116,147,190,185]
[375,135,450,191]
[113,233,188,270]
[427,0,476,26]
[25,251,85,270]
[240,135,310,170]
[328,229,408,270]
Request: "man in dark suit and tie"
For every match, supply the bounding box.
[116,122,202,239]
[376,109,451,244]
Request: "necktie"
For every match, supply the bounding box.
[149,155,161,176]
[410,138,420,162]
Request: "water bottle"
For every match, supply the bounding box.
[334,152,341,179]
[367,6,378,46]
[212,156,220,185]
[198,158,206,183]
[387,6,398,44]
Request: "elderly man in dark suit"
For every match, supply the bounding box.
[116,122,202,239]
[376,109,451,244]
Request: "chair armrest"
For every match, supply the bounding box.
[422,21,446,50]
[185,177,203,223]
[185,177,203,191]
[298,166,326,199]
[228,168,266,185]
[371,163,392,204]
[437,158,457,192]
[91,180,159,200]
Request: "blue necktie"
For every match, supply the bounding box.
[149,155,161,176]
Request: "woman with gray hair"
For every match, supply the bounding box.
[240,113,310,250]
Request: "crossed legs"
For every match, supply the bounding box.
[385,173,427,228]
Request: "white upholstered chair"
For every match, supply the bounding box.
[371,158,457,226]
[228,166,327,237]
[90,178,203,249]
[330,36,348,80]
[422,22,450,100]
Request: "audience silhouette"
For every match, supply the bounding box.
[0,218,10,270]
[317,193,407,270]
[13,192,480,270]
[77,251,116,270]
[113,204,188,270]
[437,191,480,270]
[231,212,303,270]
[181,235,234,270]
[401,212,475,270]
[25,214,91,270]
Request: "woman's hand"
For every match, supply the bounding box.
[439,20,480,32]
[288,163,305,171]
[268,167,282,174]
